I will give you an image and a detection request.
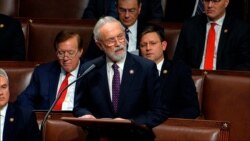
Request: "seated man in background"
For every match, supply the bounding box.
[0,14,25,60]
[74,16,168,141]
[139,25,200,118]
[17,31,84,110]
[0,68,41,141]
[83,0,163,21]
[173,0,250,71]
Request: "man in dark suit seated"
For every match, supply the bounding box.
[74,16,168,141]
[139,25,200,118]
[82,0,163,21]
[0,14,25,60]
[173,0,250,71]
[0,68,41,141]
[17,31,84,110]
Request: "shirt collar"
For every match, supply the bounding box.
[128,20,138,35]
[0,103,8,117]
[157,59,164,76]
[208,13,225,26]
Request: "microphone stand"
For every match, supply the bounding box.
[40,64,96,130]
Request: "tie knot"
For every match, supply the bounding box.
[125,27,130,33]
[112,63,119,70]
[210,22,216,27]
[65,73,71,78]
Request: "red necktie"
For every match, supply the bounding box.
[204,23,216,70]
[53,73,71,110]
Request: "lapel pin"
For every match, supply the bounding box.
[0,24,4,28]
[9,118,14,122]
[163,70,168,74]
[129,69,134,74]
[224,29,228,33]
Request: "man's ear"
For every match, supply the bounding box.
[96,41,104,51]
[162,41,167,51]
[78,48,84,57]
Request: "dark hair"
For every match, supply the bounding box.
[115,0,141,6]
[139,24,166,42]
[53,31,83,51]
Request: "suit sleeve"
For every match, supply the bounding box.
[131,63,168,128]
[175,62,200,118]
[9,19,26,60]
[17,67,41,109]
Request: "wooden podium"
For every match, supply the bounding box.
[61,117,149,141]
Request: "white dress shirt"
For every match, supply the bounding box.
[106,55,126,100]
[157,59,164,76]
[56,62,80,110]
[0,104,8,141]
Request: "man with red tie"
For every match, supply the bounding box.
[174,0,250,71]
[17,31,84,110]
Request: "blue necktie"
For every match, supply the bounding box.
[112,63,120,113]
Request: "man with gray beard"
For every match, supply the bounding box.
[73,16,168,141]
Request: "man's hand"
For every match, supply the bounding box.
[78,114,96,119]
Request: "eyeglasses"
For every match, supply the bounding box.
[118,8,136,14]
[140,41,161,48]
[56,50,78,59]
[203,0,221,3]
[102,33,126,47]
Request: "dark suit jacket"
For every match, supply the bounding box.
[17,61,83,110]
[82,0,163,21]
[3,102,41,141]
[164,0,196,22]
[82,0,117,19]
[74,53,168,140]
[174,13,250,71]
[160,59,200,118]
[0,14,25,60]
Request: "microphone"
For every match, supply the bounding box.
[41,63,96,130]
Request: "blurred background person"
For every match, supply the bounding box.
[174,0,250,71]
[0,14,25,60]
[82,0,163,21]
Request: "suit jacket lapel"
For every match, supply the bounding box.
[3,103,16,141]
[196,15,208,67]
[93,56,114,112]
[118,53,136,112]
[160,59,171,80]
[48,62,61,106]
[100,60,114,110]
[216,15,230,68]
